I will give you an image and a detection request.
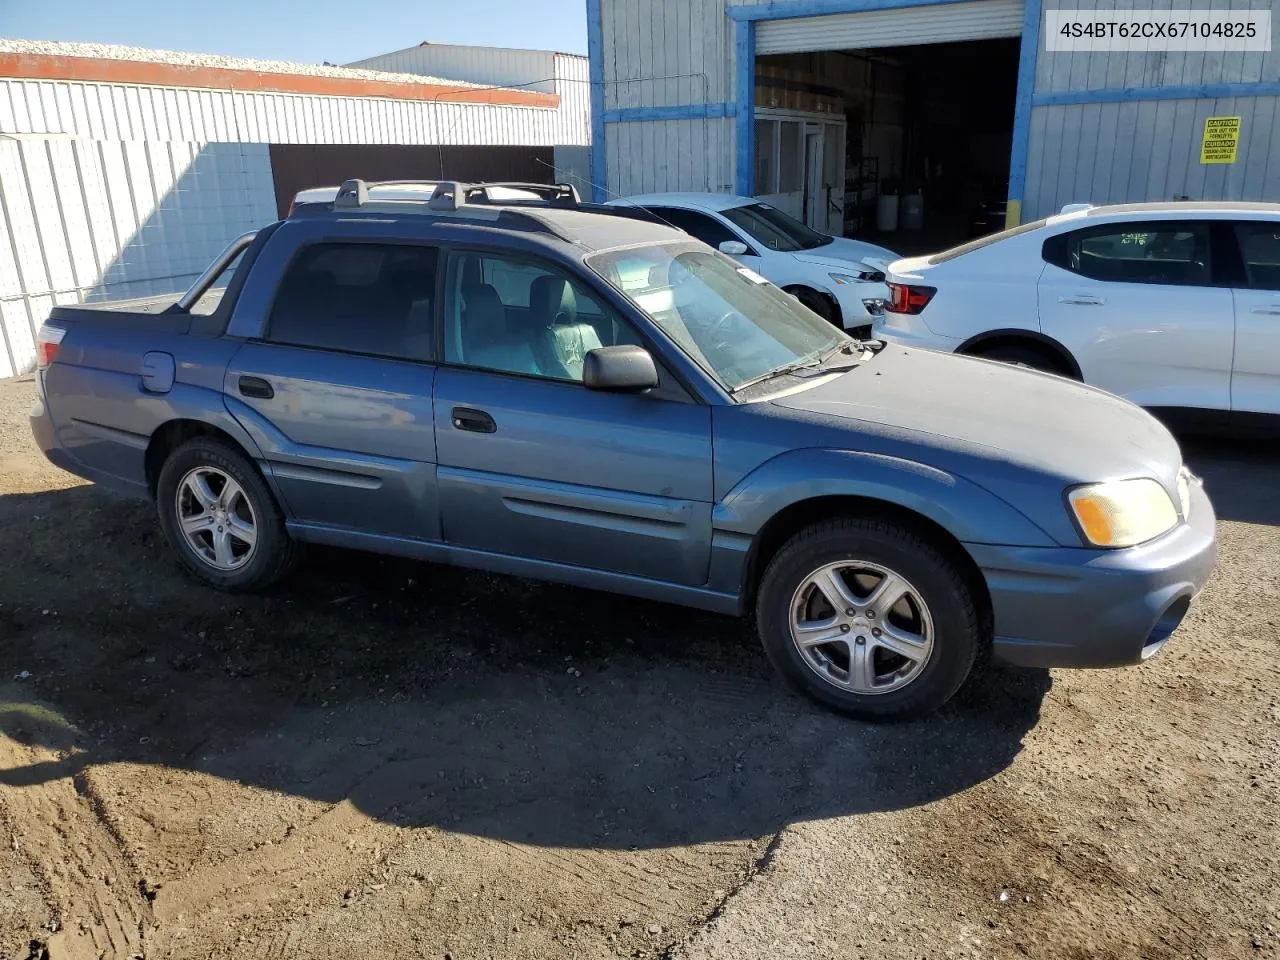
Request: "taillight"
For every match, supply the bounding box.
[887,282,936,315]
[36,324,65,368]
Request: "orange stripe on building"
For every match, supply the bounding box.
[0,52,560,108]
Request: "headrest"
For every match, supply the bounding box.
[530,275,577,326]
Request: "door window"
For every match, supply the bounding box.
[267,242,438,360]
[646,207,743,250]
[1049,222,1210,286]
[1234,222,1280,290]
[443,251,640,382]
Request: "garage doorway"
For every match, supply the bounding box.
[751,0,1024,253]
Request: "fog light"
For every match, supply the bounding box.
[862,298,887,315]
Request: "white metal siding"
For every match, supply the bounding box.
[348,44,561,94]
[0,137,275,378]
[1023,96,1280,220]
[600,0,734,110]
[1035,0,1280,93]
[0,76,589,146]
[605,116,736,197]
[756,0,1025,55]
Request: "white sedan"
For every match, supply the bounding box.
[875,201,1280,429]
[607,192,898,331]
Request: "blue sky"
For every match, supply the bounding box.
[1,0,589,61]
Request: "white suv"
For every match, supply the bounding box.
[875,202,1280,429]
[608,192,898,331]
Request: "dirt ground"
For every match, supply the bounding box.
[0,372,1276,960]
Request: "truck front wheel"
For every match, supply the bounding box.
[755,517,981,720]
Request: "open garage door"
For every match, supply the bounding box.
[757,0,1024,55]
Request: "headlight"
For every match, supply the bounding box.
[1067,478,1179,548]
[829,270,883,285]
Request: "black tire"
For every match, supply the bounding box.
[155,437,299,591]
[973,342,1074,377]
[755,517,982,721]
[789,287,841,328]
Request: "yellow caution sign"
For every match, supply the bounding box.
[1201,116,1241,164]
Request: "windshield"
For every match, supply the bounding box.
[721,202,832,252]
[587,242,847,392]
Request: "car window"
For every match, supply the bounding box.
[646,207,741,250]
[443,251,641,382]
[720,202,831,252]
[267,242,437,361]
[1056,222,1210,286]
[1234,222,1280,290]
[588,241,844,392]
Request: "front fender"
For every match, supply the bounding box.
[714,448,1056,546]
[705,448,1056,603]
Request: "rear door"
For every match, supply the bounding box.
[1227,220,1280,417]
[433,247,714,586]
[224,224,442,540]
[1037,220,1233,411]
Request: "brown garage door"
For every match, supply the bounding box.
[269,144,556,217]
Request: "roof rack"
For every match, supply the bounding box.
[288,178,674,239]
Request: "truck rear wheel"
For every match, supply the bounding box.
[755,517,981,720]
[156,438,298,591]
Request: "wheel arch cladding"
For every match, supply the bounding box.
[145,419,261,499]
[713,447,1056,592]
[741,494,993,633]
[957,329,1081,379]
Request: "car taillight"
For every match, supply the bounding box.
[36,324,65,368]
[887,282,936,315]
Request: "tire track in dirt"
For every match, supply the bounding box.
[0,688,150,959]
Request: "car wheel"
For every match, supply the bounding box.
[756,517,982,721]
[789,287,840,327]
[974,343,1074,377]
[155,437,299,591]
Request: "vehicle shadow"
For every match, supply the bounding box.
[1,484,1051,850]
[1179,434,1280,527]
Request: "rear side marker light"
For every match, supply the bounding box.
[36,325,65,368]
[887,283,936,315]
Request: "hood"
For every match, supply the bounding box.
[771,345,1184,543]
[796,236,899,272]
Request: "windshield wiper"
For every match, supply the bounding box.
[729,340,857,393]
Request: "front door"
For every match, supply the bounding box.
[1037,220,1234,411]
[224,240,441,539]
[433,248,714,585]
[1228,220,1280,417]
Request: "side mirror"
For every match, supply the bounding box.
[583,345,659,393]
[718,240,750,256]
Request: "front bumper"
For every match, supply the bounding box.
[966,480,1217,669]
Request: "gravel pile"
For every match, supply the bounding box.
[0,37,484,89]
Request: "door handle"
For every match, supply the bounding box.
[1250,306,1280,315]
[238,375,274,399]
[1058,295,1105,306]
[451,407,496,434]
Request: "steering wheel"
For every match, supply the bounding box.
[709,309,747,342]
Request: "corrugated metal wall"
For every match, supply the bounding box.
[1024,0,1280,219]
[598,0,736,197]
[0,75,587,146]
[0,136,274,377]
[348,44,561,94]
